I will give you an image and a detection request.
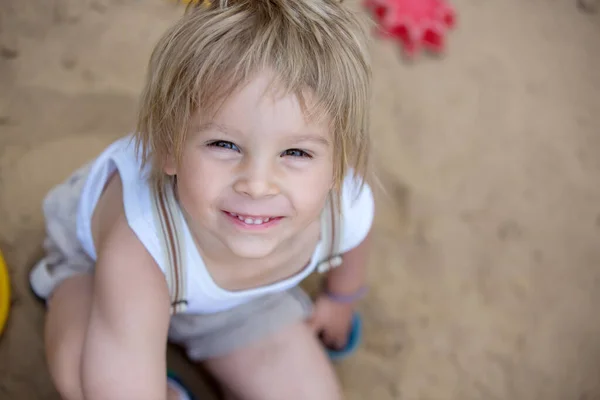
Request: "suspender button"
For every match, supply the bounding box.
[316,255,343,274]
[329,255,343,268]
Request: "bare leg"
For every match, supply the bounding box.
[166,381,189,400]
[222,388,240,400]
[204,322,343,400]
[44,274,94,400]
[167,386,182,400]
[45,274,178,400]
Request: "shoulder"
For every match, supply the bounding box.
[86,135,167,275]
[92,173,166,294]
[338,171,375,253]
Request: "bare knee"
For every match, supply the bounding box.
[46,321,86,400]
[48,355,84,400]
[45,275,93,400]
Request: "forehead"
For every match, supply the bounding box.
[201,70,331,138]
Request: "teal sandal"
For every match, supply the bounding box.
[167,370,195,400]
[326,312,363,362]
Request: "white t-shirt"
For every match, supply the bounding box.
[76,135,374,314]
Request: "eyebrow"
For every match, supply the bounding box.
[196,122,330,146]
[196,122,242,137]
[292,135,330,147]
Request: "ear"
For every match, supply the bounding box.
[163,155,177,176]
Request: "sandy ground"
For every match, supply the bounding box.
[1,0,599,399]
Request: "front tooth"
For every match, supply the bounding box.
[237,216,268,225]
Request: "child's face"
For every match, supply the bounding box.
[168,71,334,260]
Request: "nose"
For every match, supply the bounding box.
[233,157,280,199]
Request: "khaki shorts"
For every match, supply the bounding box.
[169,287,312,360]
[30,164,314,361]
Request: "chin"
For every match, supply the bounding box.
[226,239,279,260]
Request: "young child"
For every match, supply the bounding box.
[30,0,373,399]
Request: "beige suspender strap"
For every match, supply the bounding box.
[151,181,188,315]
[316,192,344,273]
[152,186,340,309]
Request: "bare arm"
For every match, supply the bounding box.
[309,232,371,348]
[308,180,373,347]
[325,176,375,297]
[325,231,371,296]
[81,213,171,400]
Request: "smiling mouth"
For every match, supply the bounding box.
[224,211,282,226]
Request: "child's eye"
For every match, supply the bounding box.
[281,148,312,158]
[207,140,240,152]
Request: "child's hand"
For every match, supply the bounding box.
[308,294,354,350]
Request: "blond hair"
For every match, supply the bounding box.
[135,0,371,195]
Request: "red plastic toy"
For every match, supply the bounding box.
[364,0,457,57]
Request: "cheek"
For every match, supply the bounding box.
[177,155,225,212]
[286,167,333,216]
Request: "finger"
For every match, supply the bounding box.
[320,330,340,350]
[327,329,348,350]
[306,315,322,334]
[333,333,348,350]
[307,307,325,332]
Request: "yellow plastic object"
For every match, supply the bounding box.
[0,249,9,336]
